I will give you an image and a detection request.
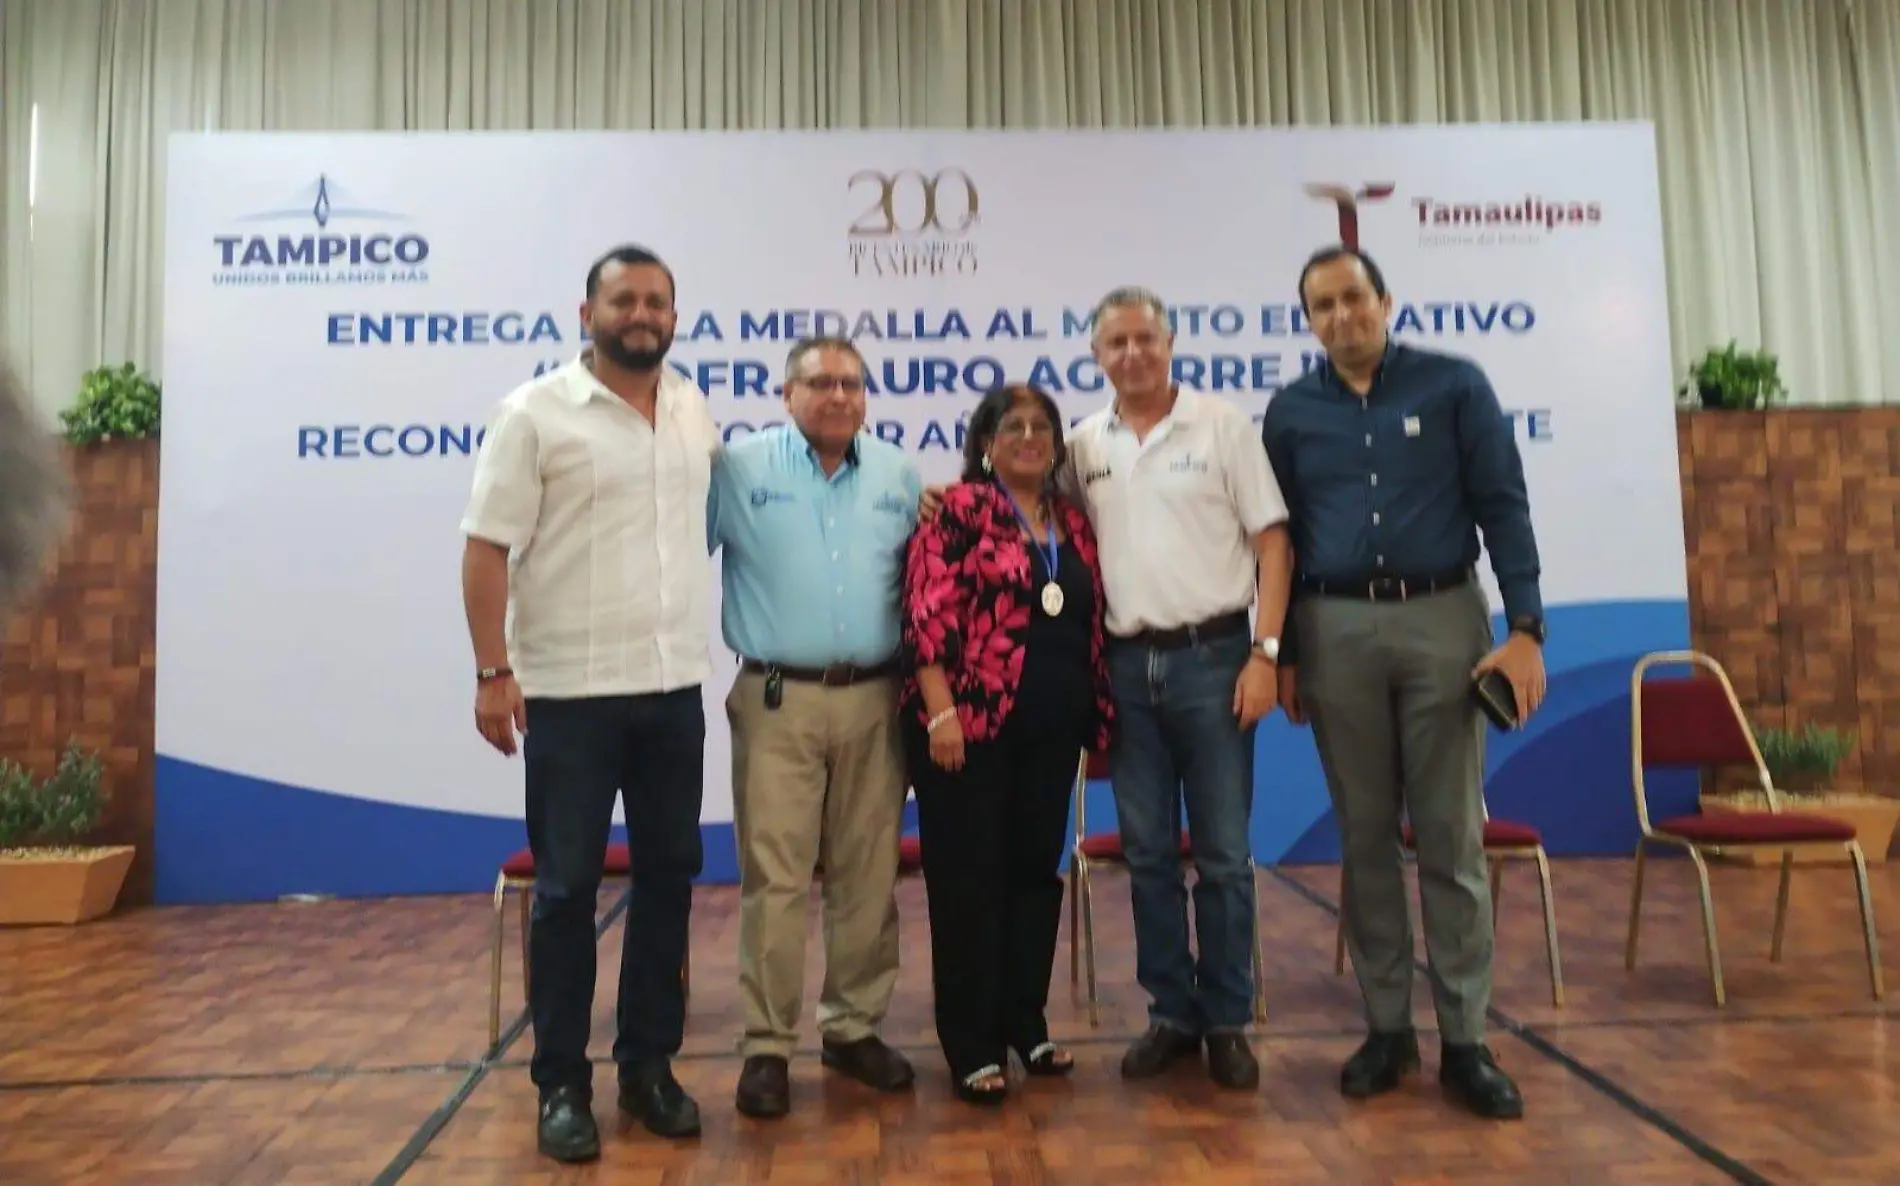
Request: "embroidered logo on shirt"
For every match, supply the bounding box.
[749,488,794,507]
[1169,455,1210,474]
[871,492,912,516]
[1082,466,1113,485]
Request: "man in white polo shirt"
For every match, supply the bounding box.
[461,245,716,1162]
[1067,286,1293,1090]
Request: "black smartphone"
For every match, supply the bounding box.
[1471,668,1520,731]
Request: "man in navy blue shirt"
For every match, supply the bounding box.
[1262,245,1546,1120]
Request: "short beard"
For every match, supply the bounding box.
[594,332,671,373]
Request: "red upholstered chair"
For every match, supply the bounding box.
[1627,651,1883,1006]
[1068,750,1268,1027]
[489,844,690,1048]
[897,832,923,875]
[1332,808,1565,1007]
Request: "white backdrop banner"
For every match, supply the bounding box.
[156,127,1690,904]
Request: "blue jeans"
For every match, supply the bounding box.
[1107,631,1257,1033]
[522,689,705,1097]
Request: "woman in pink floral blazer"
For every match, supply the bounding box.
[899,383,1115,1105]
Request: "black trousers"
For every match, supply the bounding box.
[902,712,1081,1080]
[522,689,704,1097]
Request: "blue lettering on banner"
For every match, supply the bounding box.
[328,312,562,345]
[298,424,486,458]
[294,411,1553,462]
[737,309,977,341]
[1259,305,1313,336]
[1246,408,1554,445]
[668,359,771,397]
[1171,354,1283,392]
[1507,409,1556,441]
[212,175,431,288]
[1390,301,1536,335]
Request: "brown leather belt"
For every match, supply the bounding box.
[741,658,897,687]
[1298,566,1472,602]
[1112,609,1251,651]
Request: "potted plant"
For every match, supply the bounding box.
[1679,341,1788,410]
[0,741,135,924]
[1700,724,1900,866]
[59,361,161,445]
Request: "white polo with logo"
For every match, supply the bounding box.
[1065,386,1290,638]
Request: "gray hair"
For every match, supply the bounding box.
[1089,285,1170,339]
[0,356,70,615]
[784,336,866,383]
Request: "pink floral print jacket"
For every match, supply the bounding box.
[900,482,1116,751]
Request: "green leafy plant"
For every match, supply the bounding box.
[60,361,161,445]
[1757,723,1855,795]
[1680,342,1788,410]
[0,741,107,851]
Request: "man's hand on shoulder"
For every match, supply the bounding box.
[919,482,956,523]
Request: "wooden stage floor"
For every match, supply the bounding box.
[2,854,1897,1184]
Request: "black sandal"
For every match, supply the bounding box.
[954,1063,1008,1105]
[1015,1041,1075,1077]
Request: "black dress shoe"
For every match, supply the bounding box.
[735,1054,791,1118]
[536,1085,600,1163]
[618,1062,701,1138]
[1440,1043,1524,1119]
[1205,1032,1260,1090]
[1340,1029,1421,1099]
[820,1035,916,1092]
[1119,1023,1201,1079]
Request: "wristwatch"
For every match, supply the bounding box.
[1251,637,1281,664]
[477,665,514,682]
[1508,617,1547,645]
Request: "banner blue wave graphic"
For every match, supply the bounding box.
[155,599,1687,904]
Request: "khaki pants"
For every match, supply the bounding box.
[727,670,906,1059]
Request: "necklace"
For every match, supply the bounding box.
[1000,485,1063,616]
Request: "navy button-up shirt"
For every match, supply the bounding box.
[1260,341,1542,662]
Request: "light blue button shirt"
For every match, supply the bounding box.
[707,426,922,668]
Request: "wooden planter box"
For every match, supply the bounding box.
[0,845,136,924]
[1698,793,1900,866]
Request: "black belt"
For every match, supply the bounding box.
[741,658,896,687]
[1112,609,1251,651]
[1297,566,1472,602]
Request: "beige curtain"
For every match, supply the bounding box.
[2,0,1896,419]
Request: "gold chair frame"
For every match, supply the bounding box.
[1626,650,1882,1006]
[488,856,688,1050]
[1066,750,1268,1027]
[1330,805,1565,1008]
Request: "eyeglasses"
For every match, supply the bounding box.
[796,375,865,395]
[995,420,1055,439]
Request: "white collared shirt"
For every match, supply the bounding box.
[460,356,720,698]
[1066,386,1289,637]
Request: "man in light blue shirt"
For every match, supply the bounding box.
[706,335,922,1119]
